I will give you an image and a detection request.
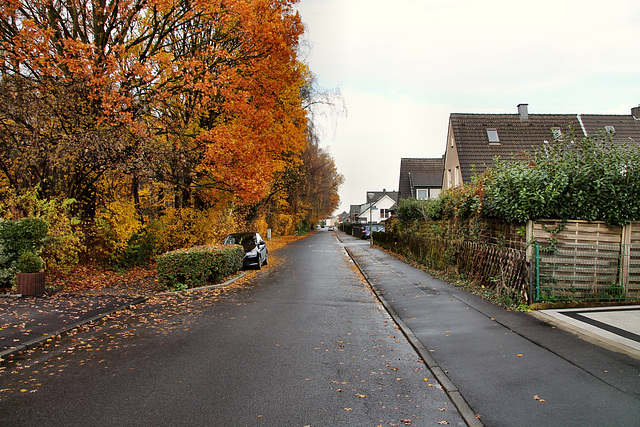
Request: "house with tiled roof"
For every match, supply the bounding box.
[353,189,398,224]
[442,104,640,190]
[397,158,444,200]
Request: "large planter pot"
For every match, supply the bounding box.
[16,271,46,296]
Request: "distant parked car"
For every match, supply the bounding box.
[223,232,268,270]
[361,224,385,239]
[328,226,335,231]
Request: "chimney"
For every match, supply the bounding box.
[632,105,640,120]
[518,104,529,121]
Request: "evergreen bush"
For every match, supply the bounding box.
[484,131,640,226]
[0,217,48,287]
[16,250,44,273]
[156,244,244,290]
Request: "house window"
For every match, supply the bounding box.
[416,189,428,200]
[486,128,500,144]
[454,166,460,187]
[551,127,563,140]
[380,209,390,219]
[605,125,615,134]
[447,169,452,187]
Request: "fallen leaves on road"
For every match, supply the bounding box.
[3,234,466,427]
[49,264,161,296]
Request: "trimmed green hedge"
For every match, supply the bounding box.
[156,244,244,290]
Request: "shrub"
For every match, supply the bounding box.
[0,217,48,287]
[396,198,445,223]
[39,198,85,273]
[156,244,244,290]
[16,250,44,273]
[484,131,640,226]
[440,177,485,221]
[95,199,142,261]
[396,198,426,222]
[154,207,237,254]
[0,217,48,256]
[0,242,16,286]
[116,227,159,268]
[0,188,85,273]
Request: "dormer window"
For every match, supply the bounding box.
[486,128,500,144]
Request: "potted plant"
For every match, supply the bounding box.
[16,250,46,296]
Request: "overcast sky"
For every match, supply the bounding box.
[295,0,640,215]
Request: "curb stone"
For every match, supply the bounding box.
[156,272,245,296]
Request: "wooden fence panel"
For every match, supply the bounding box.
[478,219,526,250]
[533,220,623,245]
[378,218,640,302]
[457,242,529,300]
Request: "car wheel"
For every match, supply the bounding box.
[263,254,268,266]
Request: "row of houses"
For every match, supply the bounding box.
[338,103,640,225]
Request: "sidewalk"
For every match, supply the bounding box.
[0,295,147,359]
[0,274,245,360]
[340,234,640,427]
[532,305,640,357]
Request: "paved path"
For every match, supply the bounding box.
[342,233,640,427]
[0,295,145,358]
[534,305,640,356]
[2,229,639,426]
[0,230,466,426]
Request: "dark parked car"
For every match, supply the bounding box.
[223,232,268,270]
[361,224,385,239]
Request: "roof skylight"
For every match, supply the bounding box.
[486,128,500,144]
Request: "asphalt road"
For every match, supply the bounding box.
[0,230,465,426]
[345,235,640,427]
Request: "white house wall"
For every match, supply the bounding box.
[443,119,462,190]
[357,195,396,223]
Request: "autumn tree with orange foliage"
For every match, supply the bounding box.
[0,0,307,213]
[263,133,343,235]
[0,0,343,271]
[261,69,345,234]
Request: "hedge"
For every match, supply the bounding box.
[156,244,244,290]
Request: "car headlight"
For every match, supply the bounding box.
[245,248,259,257]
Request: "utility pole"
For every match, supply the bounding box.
[368,192,374,246]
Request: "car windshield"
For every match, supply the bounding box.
[224,233,257,250]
